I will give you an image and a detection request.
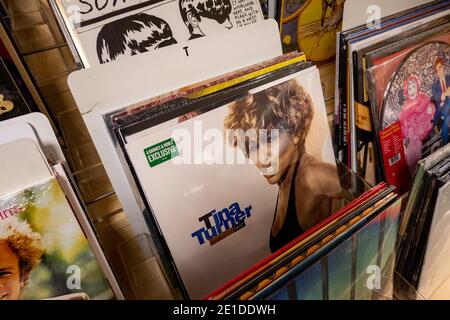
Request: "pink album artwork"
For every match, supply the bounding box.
[381,41,450,176]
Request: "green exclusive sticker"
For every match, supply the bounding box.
[144,138,180,168]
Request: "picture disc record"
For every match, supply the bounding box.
[380,41,450,172]
[381,41,450,130]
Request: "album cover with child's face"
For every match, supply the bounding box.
[52,0,264,67]
[119,66,341,299]
[0,178,113,300]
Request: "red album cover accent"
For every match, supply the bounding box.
[379,122,410,195]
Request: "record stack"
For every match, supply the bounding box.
[335,0,450,195]
[94,45,406,299]
[396,144,450,300]
[47,0,449,300]
[205,182,402,300]
[103,52,344,299]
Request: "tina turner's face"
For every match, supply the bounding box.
[242,130,300,185]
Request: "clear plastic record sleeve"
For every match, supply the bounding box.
[203,179,383,300]
[367,37,450,194]
[396,145,450,293]
[0,176,116,300]
[229,186,398,300]
[347,8,450,184]
[354,17,450,122]
[352,18,450,186]
[104,59,341,299]
[335,0,450,173]
[251,189,400,300]
[0,139,115,300]
[52,163,124,299]
[407,158,450,288]
[418,179,450,299]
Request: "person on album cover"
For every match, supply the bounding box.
[179,0,233,40]
[224,80,342,253]
[399,75,435,176]
[96,13,178,64]
[432,57,450,144]
[0,217,43,300]
[0,217,91,300]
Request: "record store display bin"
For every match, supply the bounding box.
[0,0,448,301]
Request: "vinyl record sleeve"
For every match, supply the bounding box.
[266,196,402,300]
[334,0,450,166]
[112,65,340,298]
[407,159,450,287]
[399,166,445,286]
[204,181,386,300]
[345,8,450,177]
[253,192,400,300]
[364,32,450,194]
[0,139,116,300]
[109,57,314,296]
[396,164,434,275]
[50,0,264,67]
[396,145,450,285]
[228,185,395,300]
[380,41,450,177]
[357,17,450,126]
[368,34,450,127]
[0,176,114,300]
[399,143,450,237]
[209,183,388,300]
[365,20,450,129]
[418,180,450,298]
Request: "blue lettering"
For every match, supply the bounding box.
[191,228,207,245]
[245,205,252,217]
[204,226,218,241]
[213,208,235,233]
[193,203,253,245]
[235,210,246,223]
[229,202,241,216]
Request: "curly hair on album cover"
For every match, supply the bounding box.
[224,79,315,148]
[0,217,43,277]
[96,13,177,64]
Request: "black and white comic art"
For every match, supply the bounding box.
[52,0,264,67]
